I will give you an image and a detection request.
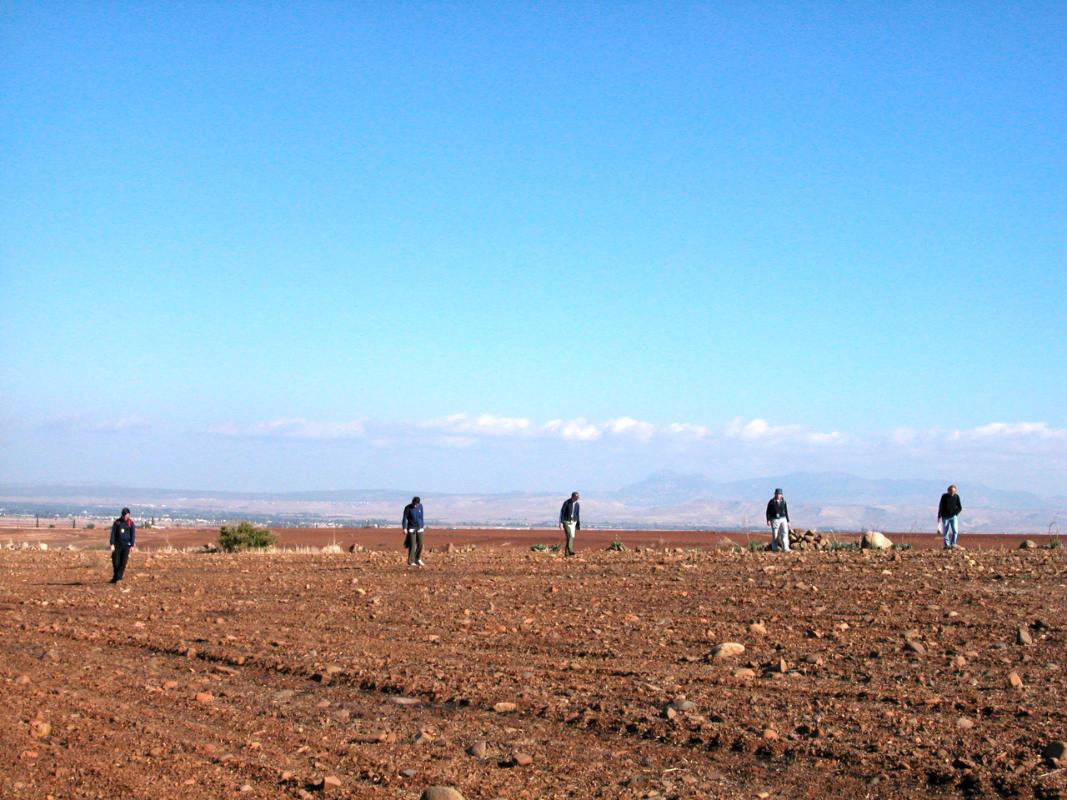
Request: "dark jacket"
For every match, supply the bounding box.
[110,517,136,547]
[938,493,962,519]
[559,498,580,529]
[766,498,789,523]
[402,503,424,530]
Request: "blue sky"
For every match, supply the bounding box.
[2,3,1065,495]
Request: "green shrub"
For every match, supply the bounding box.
[84,522,96,529]
[1046,536,1061,550]
[829,540,860,551]
[747,539,764,552]
[549,544,561,552]
[530,543,549,552]
[608,540,625,551]
[218,521,276,552]
[892,542,913,551]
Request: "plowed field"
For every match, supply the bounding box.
[2,544,1064,799]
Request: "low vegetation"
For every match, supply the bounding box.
[218,521,276,552]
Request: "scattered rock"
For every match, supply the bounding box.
[1007,671,1024,689]
[393,696,420,705]
[493,702,516,713]
[710,642,746,659]
[29,720,51,739]
[861,531,893,550]
[194,692,215,704]
[951,655,967,670]
[400,768,417,778]
[15,674,31,685]
[420,787,466,800]
[313,775,341,791]
[734,668,757,680]
[1042,741,1066,768]
[1016,626,1033,646]
[748,622,767,636]
[956,716,974,730]
[467,740,487,758]
[512,752,533,767]
[1019,539,1037,549]
[905,640,926,656]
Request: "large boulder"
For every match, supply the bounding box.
[861,531,892,550]
[421,789,466,800]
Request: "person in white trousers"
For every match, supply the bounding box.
[765,488,790,552]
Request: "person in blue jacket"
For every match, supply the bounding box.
[402,496,425,566]
[109,507,136,583]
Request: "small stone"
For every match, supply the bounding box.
[734,668,757,680]
[393,696,420,705]
[905,640,926,656]
[15,674,31,685]
[493,702,516,713]
[467,740,487,758]
[420,788,466,800]
[400,769,417,778]
[748,622,767,636]
[951,655,967,670]
[762,729,779,740]
[317,775,341,791]
[1016,626,1033,646]
[240,785,253,793]
[29,720,51,739]
[710,642,745,659]
[194,692,214,704]
[956,716,974,730]
[1042,740,1066,768]
[1007,671,1024,689]
[513,752,533,767]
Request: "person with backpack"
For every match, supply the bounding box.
[402,496,425,566]
[109,507,136,583]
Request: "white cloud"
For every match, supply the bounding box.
[423,413,531,436]
[541,418,602,441]
[964,422,1067,440]
[605,416,656,440]
[39,414,150,434]
[668,422,709,438]
[207,418,365,440]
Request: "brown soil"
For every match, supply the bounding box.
[1,526,1060,552]
[1,544,1064,799]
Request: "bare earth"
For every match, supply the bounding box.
[1,536,1064,799]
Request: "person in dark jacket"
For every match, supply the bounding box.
[402,496,425,566]
[559,491,580,556]
[765,489,790,553]
[109,507,136,583]
[938,485,963,549]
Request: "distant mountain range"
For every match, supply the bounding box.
[1,472,1063,533]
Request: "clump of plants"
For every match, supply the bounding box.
[1046,536,1061,550]
[218,521,276,552]
[829,540,860,551]
[892,542,913,551]
[747,539,765,552]
[607,540,626,551]
[530,543,549,552]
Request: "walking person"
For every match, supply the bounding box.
[402,496,425,566]
[559,491,580,556]
[765,489,791,553]
[109,507,136,583]
[938,485,963,549]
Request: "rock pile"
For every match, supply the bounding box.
[787,529,828,551]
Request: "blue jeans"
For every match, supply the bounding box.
[942,516,959,548]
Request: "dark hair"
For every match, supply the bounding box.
[571,491,579,500]
[121,507,131,516]
[412,496,421,504]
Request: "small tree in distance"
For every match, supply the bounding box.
[218,521,276,552]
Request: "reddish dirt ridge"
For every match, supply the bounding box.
[1,544,1064,799]
[1,526,1059,552]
